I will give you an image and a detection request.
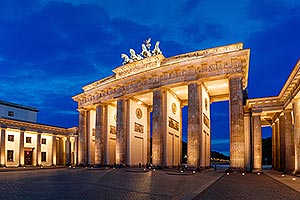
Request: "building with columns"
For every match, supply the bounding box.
[0,101,78,167]
[72,40,300,172]
[73,41,250,170]
[247,59,300,173]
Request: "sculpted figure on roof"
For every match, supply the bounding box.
[121,38,163,65]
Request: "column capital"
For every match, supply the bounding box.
[252,109,262,116]
[228,73,244,80]
[284,108,293,113]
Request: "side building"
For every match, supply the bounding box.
[0,100,78,167]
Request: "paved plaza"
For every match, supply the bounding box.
[0,168,299,200]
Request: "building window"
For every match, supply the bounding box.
[42,138,46,144]
[8,135,14,142]
[8,111,14,117]
[41,152,46,162]
[26,137,31,143]
[7,150,13,162]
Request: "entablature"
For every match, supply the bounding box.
[73,43,250,109]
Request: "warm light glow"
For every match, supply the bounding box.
[242,173,245,176]
[281,174,285,177]
[292,177,296,181]
[226,173,229,176]
[257,172,260,176]
[138,101,143,105]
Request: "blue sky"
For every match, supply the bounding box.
[0,0,299,155]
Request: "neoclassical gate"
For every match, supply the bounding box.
[73,41,250,170]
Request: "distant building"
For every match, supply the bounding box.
[0,100,38,122]
[0,100,78,167]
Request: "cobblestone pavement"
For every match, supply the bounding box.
[0,168,222,200]
[1,168,299,200]
[194,172,300,200]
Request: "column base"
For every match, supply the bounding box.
[230,167,245,172]
[292,170,300,174]
[252,168,262,173]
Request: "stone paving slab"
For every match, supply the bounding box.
[194,172,300,200]
[0,168,223,200]
[264,170,300,193]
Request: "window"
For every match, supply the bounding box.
[7,150,13,162]
[42,138,46,144]
[26,137,31,143]
[8,111,14,117]
[8,135,14,142]
[41,152,46,162]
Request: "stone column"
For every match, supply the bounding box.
[284,109,294,172]
[66,137,71,165]
[147,108,151,165]
[52,135,57,165]
[275,121,280,170]
[252,112,262,172]
[152,89,166,167]
[229,75,245,170]
[78,109,87,165]
[244,110,251,171]
[272,123,277,170]
[116,99,128,166]
[19,130,25,166]
[74,136,78,165]
[187,82,201,168]
[36,133,41,166]
[95,104,106,166]
[293,98,300,174]
[279,114,285,171]
[0,127,7,166]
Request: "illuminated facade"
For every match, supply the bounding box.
[0,101,78,167]
[73,42,250,170]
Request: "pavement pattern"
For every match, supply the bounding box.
[194,172,300,200]
[0,168,299,200]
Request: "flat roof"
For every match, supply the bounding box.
[0,100,39,112]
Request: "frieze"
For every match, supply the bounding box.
[77,58,246,107]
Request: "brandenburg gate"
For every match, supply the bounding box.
[73,40,250,170]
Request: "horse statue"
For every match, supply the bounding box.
[152,41,162,55]
[129,49,143,61]
[121,53,132,65]
[141,44,152,58]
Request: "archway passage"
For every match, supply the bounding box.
[73,42,250,170]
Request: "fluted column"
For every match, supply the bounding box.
[279,114,285,171]
[95,104,107,166]
[78,109,87,165]
[147,107,151,165]
[284,109,294,172]
[116,99,128,166]
[0,127,7,166]
[293,98,300,174]
[187,82,201,168]
[275,121,280,170]
[36,133,41,166]
[229,75,245,170]
[252,112,262,172]
[152,89,166,167]
[52,135,56,165]
[66,137,71,165]
[19,130,25,166]
[272,123,277,170]
[244,110,251,171]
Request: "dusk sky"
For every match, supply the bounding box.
[0,0,299,155]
